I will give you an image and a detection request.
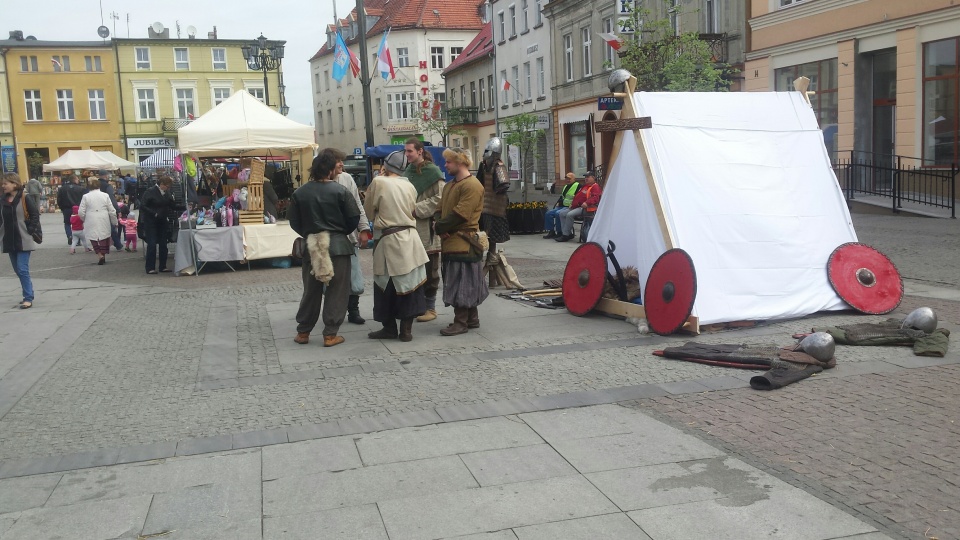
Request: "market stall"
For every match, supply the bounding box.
[173,91,316,275]
[42,149,117,172]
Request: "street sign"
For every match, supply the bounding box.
[354,148,362,155]
[598,97,624,110]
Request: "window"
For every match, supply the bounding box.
[213,87,231,106]
[176,88,195,118]
[20,55,38,72]
[318,110,323,132]
[174,48,189,70]
[136,88,156,120]
[563,34,573,82]
[535,0,543,26]
[479,78,486,109]
[470,81,477,107]
[324,70,330,91]
[488,75,494,109]
[375,98,382,125]
[397,47,410,67]
[24,90,42,121]
[88,89,106,120]
[522,0,529,32]
[52,55,70,72]
[498,12,505,42]
[451,47,463,63]
[314,72,321,89]
[247,88,265,103]
[509,5,517,37]
[212,48,227,70]
[135,47,150,69]
[775,58,839,159]
[326,108,333,133]
[501,69,509,104]
[434,92,446,119]
[922,37,960,164]
[450,87,457,108]
[349,104,356,130]
[524,62,532,100]
[338,107,345,132]
[705,0,719,33]
[511,65,520,104]
[84,55,102,72]
[779,0,805,6]
[431,47,445,69]
[56,89,74,120]
[386,92,417,120]
[581,28,592,76]
[603,18,616,67]
[537,57,545,97]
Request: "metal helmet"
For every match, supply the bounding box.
[608,69,632,93]
[798,332,836,362]
[902,307,937,334]
[483,137,503,166]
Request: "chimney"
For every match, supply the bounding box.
[8,30,25,41]
[207,25,218,40]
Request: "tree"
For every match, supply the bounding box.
[417,97,465,146]
[27,152,47,179]
[614,0,734,92]
[502,112,545,203]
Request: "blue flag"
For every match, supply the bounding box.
[332,31,350,82]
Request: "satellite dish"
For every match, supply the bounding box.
[25,35,37,40]
[151,21,164,34]
[187,25,197,37]
[97,25,110,38]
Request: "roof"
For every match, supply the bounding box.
[443,22,491,75]
[0,39,111,48]
[310,0,485,61]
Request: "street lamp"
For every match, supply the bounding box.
[242,34,284,108]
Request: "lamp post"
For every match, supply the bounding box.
[241,34,284,109]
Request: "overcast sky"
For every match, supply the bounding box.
[2,0,338,125]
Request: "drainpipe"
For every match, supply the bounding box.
[113,40,129,159]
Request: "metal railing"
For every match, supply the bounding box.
[837,151,957,218]
[161,117,194,132]
[447,106,479,126]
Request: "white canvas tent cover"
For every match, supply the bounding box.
[42,149,116,172]
[140,148,181,169]
[95,151,137,170]
[177,90,317,157]
[588,91,858,325]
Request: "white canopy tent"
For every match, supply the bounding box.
[95,151,137,171]
[588,91,858,325]
[177,90,317,157]
[42,149,116,172]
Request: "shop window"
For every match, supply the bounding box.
[923,37,959,164]
[566,121,591,178]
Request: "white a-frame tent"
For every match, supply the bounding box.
[588,85,858,326]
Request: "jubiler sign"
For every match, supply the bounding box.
[127,137,175,148]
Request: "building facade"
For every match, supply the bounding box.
[1,37,121,177]
[444,23,497,164]
[309,0,485,150]
[114,27,285,163]
[745,0,960,165]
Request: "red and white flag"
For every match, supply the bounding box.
[501,77,511,92]
[598,32,623,51]
[51,58,63,69]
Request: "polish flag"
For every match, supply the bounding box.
[501,77,511,92]
[348,47,361,78]
[51,58,63,69]
[598,32,623,51]
[376,27,395,80]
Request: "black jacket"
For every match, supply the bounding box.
[57,183,85,213]
[99,179,120,213]
[139,185,177,228]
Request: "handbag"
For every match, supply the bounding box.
[291,236,305,259]
[21,195,43,244]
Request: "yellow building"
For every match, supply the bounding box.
[1,38,122,177]
[745,1,960,165]
[113,32,286,163]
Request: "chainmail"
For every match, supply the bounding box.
[840,319,926,342]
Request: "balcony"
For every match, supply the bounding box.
[161,117,194,132]
[447,106,479,126]
[698,33,733,64]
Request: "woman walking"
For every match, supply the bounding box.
[1,172,41,309]
[78,175,118,265]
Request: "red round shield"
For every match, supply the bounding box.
[562,242,607,316]
[644,249,697,336]
[827,242,903,314]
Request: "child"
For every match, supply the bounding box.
[69,205,91,254]
[119,208,138,252]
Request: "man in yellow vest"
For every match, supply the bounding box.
[543,172,580,239]
[557,171,601,242]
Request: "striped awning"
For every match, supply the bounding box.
[140,148,180,169]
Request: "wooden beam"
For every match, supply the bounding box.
[594,117,652,132]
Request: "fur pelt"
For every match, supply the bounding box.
[602,265,641,301]
[307,231,334,284]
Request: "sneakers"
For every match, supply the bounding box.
[294,332,310,344]
[416,309,437,322]
[323,335,345,347]
[542,231,558,239]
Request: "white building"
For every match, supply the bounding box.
[309,0,486,150]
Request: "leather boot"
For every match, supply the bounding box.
[367,320,398,340]
[399,318,414,342]
[440,308,469,336]
[467,307,480,329]
[347,295,365,324]
[416,309,437,322]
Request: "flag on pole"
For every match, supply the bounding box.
[376,27,395,80]
[51,58,63,69]
[501,77,511,92]
[598,32,623,50]
[332,31,351,82]
[347,46,361,78]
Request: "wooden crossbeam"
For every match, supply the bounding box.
[594,117,652,132]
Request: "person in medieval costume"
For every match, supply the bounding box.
[334,158,373,325]
[436,148,488,336]
[364,151,429,342]
[475,137,511,286]
[403,137,445,323]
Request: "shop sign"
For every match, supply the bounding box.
[598,97,624,110]
[126,137,175,149]
[534,112,551,130]
[1,146,16,173]
[386,123,418,133]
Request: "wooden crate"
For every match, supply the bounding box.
[246,182,264,212]
[238,210,263,225]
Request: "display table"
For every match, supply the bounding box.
[174,227,246,276]
[243,222,301,261]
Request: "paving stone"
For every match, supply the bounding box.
[695,376,751,391]
[286,421,343,443]
[263,455,478,517]
[513,513,652,540]
[656,380,713,395]
[53,447,120,472]
[0,512,18,537]
[519,404,661,442]
[378,475,620,540]
[355,417,544,466]
[2,494,152,540]
[176,435,234,456]
[550,429,725,474]
[445,531,519,540]
[141,482,261,537]
[459,444,578,487]
[144,518,263,540]
[261,437,362,481]
[115,441,178,464]
[263,504,388,539]
[0,455,63,479]
[0,473,62,514]
[232,428,289,449]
